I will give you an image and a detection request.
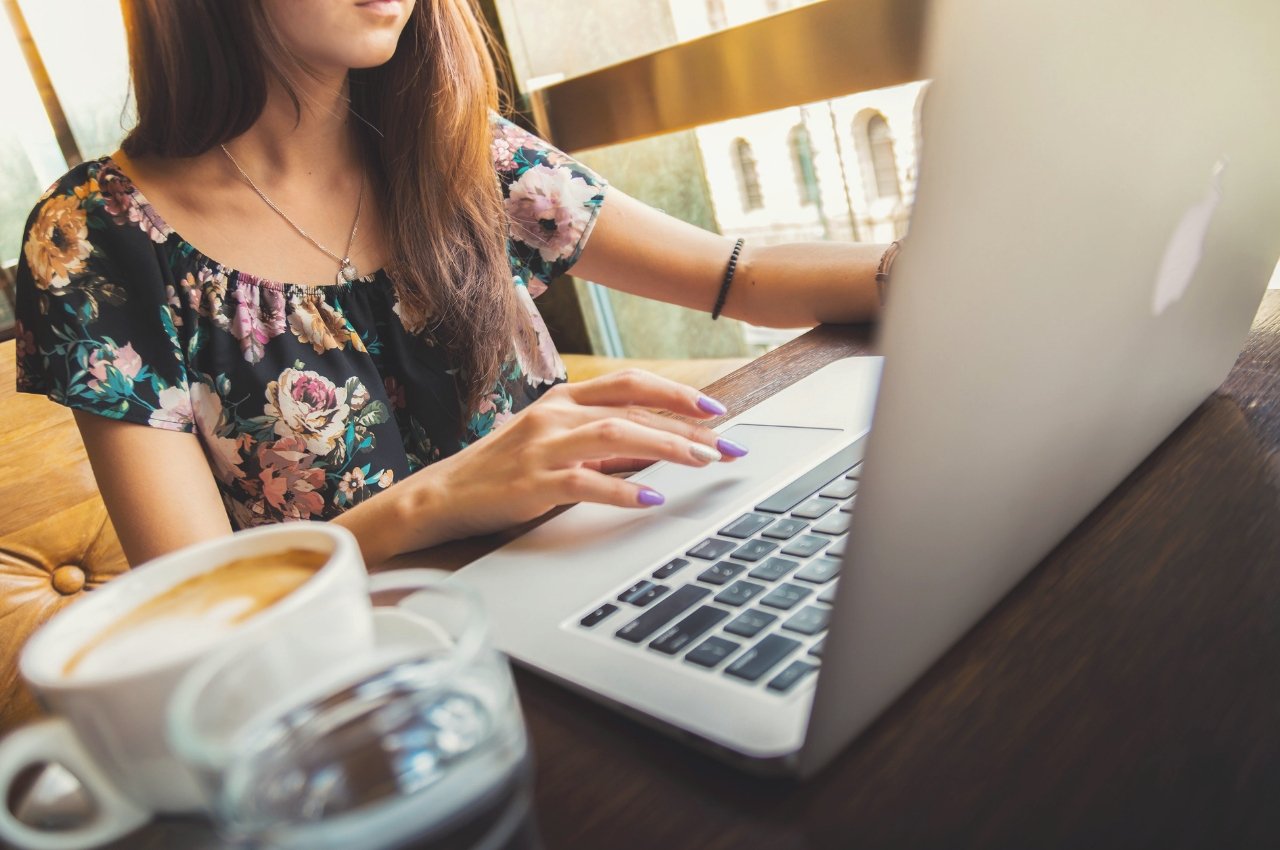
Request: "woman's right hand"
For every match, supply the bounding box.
[341,369,748,562]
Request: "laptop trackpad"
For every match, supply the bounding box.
[630,424,847,522]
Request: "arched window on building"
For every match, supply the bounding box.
[862,113,901,202]
[705,0,728,29]
[788,125,820,207]
[732,138,764,212]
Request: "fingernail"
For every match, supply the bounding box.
[690,444,722,463]
[716,438,749,458]
[697,395,727,416]
[638,488,666,507]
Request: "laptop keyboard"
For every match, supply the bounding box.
[576,439,865,695]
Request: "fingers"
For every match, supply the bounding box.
[538,417,723,468]
[553,369,728,420]
[550,467,667,509]
[585,404,737,459]
[520,390,748,463]
[587,457,654,475]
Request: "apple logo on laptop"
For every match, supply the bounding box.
[1152,158,1228,316]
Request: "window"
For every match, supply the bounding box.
[788,124,820,206]
[0,0,132,268]
[0,15,67,267]
[17,0,133,160]
[704,0,728,30]
[732,138,764,212]
[487,3,928,356]
[863,113,901,201]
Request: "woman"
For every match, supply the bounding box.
[14,0,890,568]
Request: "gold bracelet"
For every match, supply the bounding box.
[874,240,902,305]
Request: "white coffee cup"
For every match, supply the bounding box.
[0,523,422,850]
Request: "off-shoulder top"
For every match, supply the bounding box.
[14,115,607,528]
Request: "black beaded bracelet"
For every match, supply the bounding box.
[711,238,745,320]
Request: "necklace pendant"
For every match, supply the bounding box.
[338,259,359,284]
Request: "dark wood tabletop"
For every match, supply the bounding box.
[119,291,1280,850]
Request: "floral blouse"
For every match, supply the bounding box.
[14,115,607,529]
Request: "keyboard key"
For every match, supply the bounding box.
[579,603,618,628]
[652,557,690,580]
[616,585,710,643]
[826,536,848,558]
[725,634,802,682]
[748,557,799,582]
[686,636,741,669]
[791,498,838,520]
[844,463,863,480]
[724,609,777,638]
[808,638,826,658]
[730,539,777,562]
[714,580,767,607]
[817,581,838,604]
[782,605,830,636]
[649,606,729,655]
[697,561,746,586]
[687,538,737,560]
[812,512,851,536]
[768,660,818,693]
[794,557,841,584]
[781,535,830,558]
[618,581,669,606]
[760,583,812,611]
[819,478,858,499]
[754,442,865,514]
[761,518,808,540]
[839,497,857,514]
[719,513,774,539]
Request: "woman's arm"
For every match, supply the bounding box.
[76,370,734,569]
[571,188,886,328]
[74,412,234,565]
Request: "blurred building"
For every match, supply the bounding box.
[671,0,926,247]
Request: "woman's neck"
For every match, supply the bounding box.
[224,70,361,182]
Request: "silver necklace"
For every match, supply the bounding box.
[219,143,364,285]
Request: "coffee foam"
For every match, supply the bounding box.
[63,548,328,680]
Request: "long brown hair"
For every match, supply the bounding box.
[120,0,516,423]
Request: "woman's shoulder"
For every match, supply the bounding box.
[486,111,601,184]
[486,111,607,289]
[36,157,107,199]
[21,155,171,299]
[26,155,168,249]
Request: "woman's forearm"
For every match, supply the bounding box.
[728,241,887,328]
[572,190,887,328]
[333,471,446,568]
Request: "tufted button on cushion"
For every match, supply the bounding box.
[51,565,87,596]
[1,500,129,728]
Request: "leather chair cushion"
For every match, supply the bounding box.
[1,340,129,730]
[0,501,128,727]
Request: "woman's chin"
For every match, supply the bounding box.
[322,41,402,72]
[347,50,400,70]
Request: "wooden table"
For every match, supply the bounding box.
[120,291,1280,849]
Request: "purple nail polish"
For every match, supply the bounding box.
[697,395,727,416]
[638,488,666,507]
[716,438,749,458]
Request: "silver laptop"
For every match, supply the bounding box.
[407,0,1280,776]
